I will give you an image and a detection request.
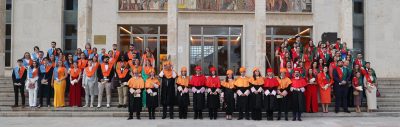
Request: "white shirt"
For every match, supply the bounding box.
[24,59,30,64]
[241,76,245,78]
[295,76,299,79]
[182,76,186,78]
[135,76,138,79]
[228,79,232,81]
[212,76,216,78]
[105,64,109,71]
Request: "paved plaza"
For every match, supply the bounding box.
[0,117,399,127]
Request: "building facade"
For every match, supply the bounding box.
[1,0,399,78]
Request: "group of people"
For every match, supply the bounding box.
[11,36,378,121]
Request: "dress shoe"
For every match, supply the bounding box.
[285,117,289,121]
[137,117,141,120]
[335,111,338,113]
[245,118,250,120]
[298,118,302,121]
[179,117,182,119]
[118,105,123,108]
[152,116,156,119]
[149,116,152,119]
[292,118,296,121]
[127,117,133,120]
[214,117,217,120]
[170,116,174,119]
[123,105,127,108]
[277,117,281,120]
[345,111,351,113]
[11,105,18,108]
[199,116,203,120]
[237,118,243,120]
[193,116,198,119]
[21,105,25,108]
[162,116,166,119]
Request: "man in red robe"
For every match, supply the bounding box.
[290,68,307,121]
[190,66,207,119]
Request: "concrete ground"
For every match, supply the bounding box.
[0,117,399,127]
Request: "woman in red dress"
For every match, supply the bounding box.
[69,62,82,107]
[305,68,318,113]
[304,47,314,70]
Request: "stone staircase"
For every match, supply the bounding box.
[0,77,399,117]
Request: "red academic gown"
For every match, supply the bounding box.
[305,76,319,113]
[69,68,81,106]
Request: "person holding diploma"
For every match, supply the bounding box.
[189,66,206,120]
[249,67,264,121]
[144,68,160,120]
[206,67,221,120]
[127,68,145,120]
[263,68,279,121]
[276,68,291,121]
[235,67,251,120]
[176,67,190,119]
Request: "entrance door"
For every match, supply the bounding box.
[193,36,228,76]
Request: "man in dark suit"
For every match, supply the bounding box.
[124,44,141,61]
[37,57,54,108]
[12,59,27,108]
[47,42,57,58]
[317,46,330,67]
[36,51,45,65]
[295,36,303,53]
[332,60,351,113]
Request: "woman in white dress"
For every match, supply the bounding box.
[362,68,377,113]
[25,61,39,107]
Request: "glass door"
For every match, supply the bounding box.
[203,37,214,76]
[267,36,295,76]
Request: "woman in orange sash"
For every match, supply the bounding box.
[69,62,81,107]
[52,61,68,107]
[317,66,334,113]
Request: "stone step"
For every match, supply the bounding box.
[0,111,398,117]
[0,106,374,113]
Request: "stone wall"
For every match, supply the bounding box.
[364,0,400,78]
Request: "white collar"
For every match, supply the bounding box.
[268,77,272,79]
[295,76,299,79]
[212,76,216,78]
[182,76,186,78]
[135,76,138,79]
[197,75,199,77]
[228,79,232,81]
[241,76,245,78]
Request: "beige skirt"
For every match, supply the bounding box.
[365,86,377,110]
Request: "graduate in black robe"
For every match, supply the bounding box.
[249,67,264,121]
[276,68,292,121]
[221,70,236,120]
[205,67,221,120]
[263,68,279,121]
[127,69,144,120]
[176,67,190,119]
[234,67,251,120]
[159,61,177,119]
[189,66,207,119]
[290,68,307,121]
[144,68,160,120]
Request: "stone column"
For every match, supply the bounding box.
[338,0,353,48]
[255,0,267,74]
[167,0,178,71]
[77,0,93,49]
[0,0,6,77]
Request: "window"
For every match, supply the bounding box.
[6,0,12,10]
[353,1,363,14]
[118,25,168,74]
[64,24,77,56]
[190,26,242,76]
[5,24,11,67]
[353,27,363,39]
[65,0,78,10]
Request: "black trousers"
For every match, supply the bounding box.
[238,108,249,119]
[334,87,349,112]
[13,85,25,105]
[266,110,274,119]
[251,109,262,120]
[194,109,203,118]
[148,107,155,117]
[347,87,354,107]
[209,108,218,118]
[179,106,188,118]
[129,112,141,118]
[163,104,174,117]
[38,84,51,105]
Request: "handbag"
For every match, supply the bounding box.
[376,89,381,97]
[353,91,359,96]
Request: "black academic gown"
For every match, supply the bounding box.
[236,87,249,111]
[146,87,159,108]
[176,84,190,107]
[277,85,291,112]
[206,88,220,109]
[129,88,143,112]
[160,76,176,105]
[221,86,236,113]
[290,90,307,112]
[193,86,206,110]
[263,87,278,111]
[249,84,263,110]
